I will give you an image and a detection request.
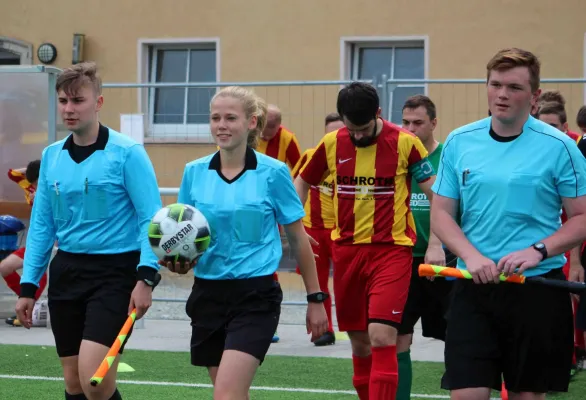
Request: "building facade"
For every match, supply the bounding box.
[1,0,585,210]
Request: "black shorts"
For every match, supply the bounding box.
[441,268,574,394]
[48,250,139,358]
[398,251,456,340]
[186,274,282,367]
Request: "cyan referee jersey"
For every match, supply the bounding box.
[178,147,305,280]
[21,125,162,289]
[432,116,586,277]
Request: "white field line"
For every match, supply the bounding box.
[0,374,502,399]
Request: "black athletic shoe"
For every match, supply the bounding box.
[314,331,335,346]
[5,315,22,327]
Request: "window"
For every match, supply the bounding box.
[346,39,426,125]
[146,42,218,140]
[0,49,20,65]
[0,37,32,65]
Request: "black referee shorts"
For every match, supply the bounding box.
[48,250,139,358]
[398,251,456,340]
[441,268,573,394]
[186,274,282,367]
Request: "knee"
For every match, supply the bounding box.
[213,385,248,400]
[62,366,83,395]
[369,323,397,348]
[82,384,117,400]
[396,333,413,352]
[348,331,371,356]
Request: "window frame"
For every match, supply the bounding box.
[138,38,220,143]
[0,37,33,65]
[340,36,429,124]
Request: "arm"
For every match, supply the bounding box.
[294,176,311,207]
[124,145,163,282]
[407,137,444,258]
[540,196,586,257]
[428,136,485,261]
[20,151,57,298]
[418,177,444,255]
[431,194,481,261]
[296,140,330,205]
[291,151,309,179]
[540,143,586,257]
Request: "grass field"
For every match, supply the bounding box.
[1,344,585,399]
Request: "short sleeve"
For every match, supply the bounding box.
[555,140,586,198]
[299,139,329,185]
[291,150,310,179]
[403,134,434,183]
[577,135,586,159]
[177,165,194,206]
[431,136,460,199]
[269,163,306,225]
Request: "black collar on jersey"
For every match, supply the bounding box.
[62,123,109,150]
[489,126,522,142]
[209,146,258,184]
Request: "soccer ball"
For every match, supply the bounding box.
[148,203,211,264]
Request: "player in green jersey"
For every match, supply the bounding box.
[395,95,456,400]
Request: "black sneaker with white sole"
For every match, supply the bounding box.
[314,331,335,346]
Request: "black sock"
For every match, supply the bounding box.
[109,388,122,400]
[65,392,87,400]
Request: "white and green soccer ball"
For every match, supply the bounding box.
[148,203,211,264]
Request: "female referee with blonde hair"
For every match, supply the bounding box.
[166,86,328,399]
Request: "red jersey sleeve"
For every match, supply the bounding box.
[285,135,301,168]
[291,150,310,179]
[299,140,329,186]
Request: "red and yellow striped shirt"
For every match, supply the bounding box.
[256,126,301,169]
[299,120,430,246]
[7,169,35,206]
[292,149,335,230]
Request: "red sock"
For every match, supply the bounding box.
[35,273,48,300]
[352,354,372,400]
[324,295,334,332]
[370,345,398,400]
[501,382,508,400]
[3,272,21,296]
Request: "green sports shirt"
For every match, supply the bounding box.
[411,142,443,257]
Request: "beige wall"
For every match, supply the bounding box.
[2,0,585,196]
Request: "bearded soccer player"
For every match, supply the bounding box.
[2,160,48,326]
[292,112,345,347]
[295,82,437,400]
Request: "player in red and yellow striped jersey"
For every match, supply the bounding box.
[257,104,301,169]
[7,166,37,206]
[2,160,48,326]
[295,83,438,400]
[291,112,345,347]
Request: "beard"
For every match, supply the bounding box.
[350,122,378,147]
[350,134,377,147]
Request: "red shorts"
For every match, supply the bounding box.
[332,243,412,332]
[12,247,25,259]
[295,226,333,275]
